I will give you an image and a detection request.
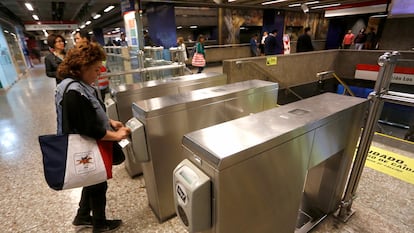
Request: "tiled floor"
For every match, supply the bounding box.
[0,64,412,233]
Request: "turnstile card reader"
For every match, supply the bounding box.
[179,93,368,233]
[174,159,211,233]
[120,118,149,177]
[104,98,118,121]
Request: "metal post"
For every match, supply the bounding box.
[335,51,401,222]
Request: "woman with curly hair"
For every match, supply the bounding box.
[55,41,130,232]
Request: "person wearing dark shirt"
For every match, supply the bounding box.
[354,28,367,50]
[264,29,282,55]
[365,27,377,50]
[45,34,66,84]
[56,41,131,233]
[144,30,155,46]
[250,34,259,56]
[296,27,314,53]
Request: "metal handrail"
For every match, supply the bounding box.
[316,71,356,97]
[236,61,304,100]
[336,51,414,222]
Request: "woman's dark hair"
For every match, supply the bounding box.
[197,34,205,42]
[47,34,65,49]
[57,42,106,80]
[76,30,91,42]
[304,27,311,33]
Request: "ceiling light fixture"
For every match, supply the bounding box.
[71,31,76,35]
[80,24,86,29]
[177,26,183,29]
[370,14,387,18]
[25,3,34,11]
[92,14,101,20]
[311,3,341,9]
[228,0,237,2]
[32,14,39,20]
[88,31,93,34]
[85,20,91,25]
[289,1,319,7]
[262,0,287,6]
[104,5,115,13]
[4,30,9,33]
[190,25,198,29]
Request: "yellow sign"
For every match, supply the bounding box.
[365,146,414,185]
[266,56,277,66]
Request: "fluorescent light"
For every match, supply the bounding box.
[104,5,115,13]
[25,3,34,11]
[228,0,237,2]
[71,31,76,35]
[306,1,320,5]
[262,0,287,6]
[371,14,387,18]
[88,31,93,34]
[190,25,198,29]
[289,1,319,7]
[92,14,101,19]
[80,24,86,29]
[115,27,120,30]
[85,20,91,25]
[311,3,341,9]
[76,29,80,31]
[177,26,183,29]
[4,30,9,33]
[32,14,39,20]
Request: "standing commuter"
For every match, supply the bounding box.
[74,30,91,44]
[45,34,66,84]
[342,30,355,49]
[119,33,128,47]
[354,28,367,50]
[192,34,206,73]
[365,27,377,50]
[296,27,314,53]
[264,29,281,55]
[56,41,131,232]
[250,34,259,56]
[176,36,188,61]
[260,31,268,55]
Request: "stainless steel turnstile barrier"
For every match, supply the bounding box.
[109,72,227,177]
[174,93,368,233]
[108,72,227,123]
[132,80,279,222]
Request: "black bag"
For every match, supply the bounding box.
[112,142,125,165]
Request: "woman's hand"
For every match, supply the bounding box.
[102,127,131,141]
[110,119,124,130]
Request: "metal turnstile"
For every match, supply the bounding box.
[106,73,227,177]
[175,93,368,233]
[132,80,279,221]
[107,72,227,123]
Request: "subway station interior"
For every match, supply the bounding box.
[0,0,413,232]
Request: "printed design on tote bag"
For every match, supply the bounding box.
[74,151,96,174]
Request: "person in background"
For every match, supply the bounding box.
[45,34,66,84]
[250,34,259,56]
[56,41,130,232]
[342,30,355,49]
[176,36,188,61]
[194,34,206,73]
[296,27,314,53]
[365,27,377,50]
[144,30,155,46]
[74,30,91,44]
[119,33,128,47]
[354,28,367,50]
[260,31,268,55]
[264,29,281,55]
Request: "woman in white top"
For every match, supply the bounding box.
[177,37,188,61]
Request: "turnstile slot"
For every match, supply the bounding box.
[123,117,149,177]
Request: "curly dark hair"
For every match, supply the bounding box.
[47,34,65,49]
[57,42,106,80]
